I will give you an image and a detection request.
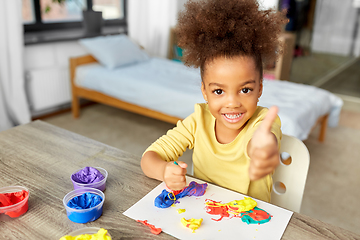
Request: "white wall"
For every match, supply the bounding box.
[24,41,88,115]
[259,0,279,10]
[312,0,360,56]
[353,9,360,56]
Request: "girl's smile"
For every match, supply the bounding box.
[201,55,263,144]
[222,112,244,123]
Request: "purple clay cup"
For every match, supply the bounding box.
[71,167,108,192]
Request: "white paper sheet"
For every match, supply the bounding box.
[123,176,293,240]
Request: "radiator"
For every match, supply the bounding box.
[26,67,71,111]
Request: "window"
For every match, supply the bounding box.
[93,0,124,20]
[23,0,126,32]
[41,0,87,23]
[22,0,36,24]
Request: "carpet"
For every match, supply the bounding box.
[290,53,353,85]
[302,123,360,234]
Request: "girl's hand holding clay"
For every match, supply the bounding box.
[163,161,187,191]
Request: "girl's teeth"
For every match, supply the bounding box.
[225,113,242,119]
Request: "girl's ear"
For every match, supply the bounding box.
[201,81,208,102]
[258,80,263,99]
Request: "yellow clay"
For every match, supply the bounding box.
[59,228,111,240]
[177,209,186,214]
[181,218,203,233]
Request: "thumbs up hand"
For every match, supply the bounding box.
[248,106,280,181]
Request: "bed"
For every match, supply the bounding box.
[70,35,343,142]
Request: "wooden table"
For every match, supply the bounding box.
[0,121,358,240]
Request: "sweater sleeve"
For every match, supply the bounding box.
[143,111,197,162]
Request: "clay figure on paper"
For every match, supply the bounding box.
[137,220,162,235]
[181,218,203,233]
[154,181,207,208]
[205,197,271,224]
[177,208,186,214]
[205,197,272,224]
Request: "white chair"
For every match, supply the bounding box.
[271,134,310,213]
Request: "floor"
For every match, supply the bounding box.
[42,103,360,235]
[290,53,360,100]
[290,53,354,86]
[320,57,360,99]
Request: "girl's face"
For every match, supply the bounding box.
[201,56,263,140]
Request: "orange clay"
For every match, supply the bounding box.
[137,220,162,235]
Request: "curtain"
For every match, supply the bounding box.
[0,0,31,132]
[127,0,179,58]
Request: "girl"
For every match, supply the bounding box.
[141,0,287,202]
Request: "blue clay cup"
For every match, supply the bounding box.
[63,188,105,224]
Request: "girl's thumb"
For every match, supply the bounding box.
[178,162,188,168]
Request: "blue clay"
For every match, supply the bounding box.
[67,192,103,209]
[155,181,208,208]
[66,206,103,224]
[66,192,103,223]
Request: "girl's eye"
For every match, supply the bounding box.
[241,88,252,94]
[213,89,224,95]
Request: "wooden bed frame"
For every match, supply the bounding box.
[69,55,328,142]
[70,55,182,124]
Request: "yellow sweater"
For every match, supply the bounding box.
[144,103,282,202]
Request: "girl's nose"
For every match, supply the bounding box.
[225,94,241,108]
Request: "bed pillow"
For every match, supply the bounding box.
[79,34,150,69]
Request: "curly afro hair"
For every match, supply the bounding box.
[176,0,288,78]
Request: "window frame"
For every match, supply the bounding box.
[24,0,127,32]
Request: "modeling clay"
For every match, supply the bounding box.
[65,192,103,223]
[0,190,28,207]
[181,218,203,233]
[205,197,257,220]
[154,181,207,208]
[240,207,272,224]
[0,190,29,218]
[137,220,162,235]
[177,209,186,214]
[59,228,111,240]
[67,192,103,209]
[72,167,104,184]
[205,197,272,224]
